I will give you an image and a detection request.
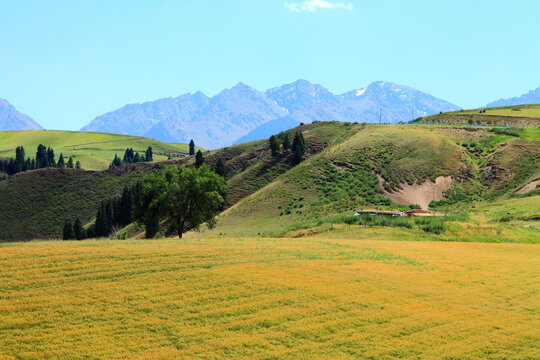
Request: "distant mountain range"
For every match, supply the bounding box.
[0,98,43,131]
[5,82,540,145]
[486,86,540,107]
[81,80,459,149]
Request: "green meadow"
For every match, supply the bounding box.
[0,130,194,170]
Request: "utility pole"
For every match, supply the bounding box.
[379,108,382,125]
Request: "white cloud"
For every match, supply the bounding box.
[284,0,354,13]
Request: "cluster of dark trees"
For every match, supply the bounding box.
[63,164,226,240]
[269,131,306,163]
[192,149,226,177]
[62,218,86,240]
[0,145,80,176]
[110,147,153,168]
[63,182,142,240]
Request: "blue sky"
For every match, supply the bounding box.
[1,0,539,130]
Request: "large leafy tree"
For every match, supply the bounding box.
[135,164,225,238]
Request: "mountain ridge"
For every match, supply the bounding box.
[0,98,43,131]
[81,80,460,148]
[486,86,540,107]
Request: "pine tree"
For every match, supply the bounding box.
[57,153,65,168]
[145,146,153,162]
[36,144,48,168]
[119,186,133,226]
[132,182,142,207]
[134,152,141,163]
[95,202,106,237]
[214,158,226,177]
[123,148,136,164]
[67,156,74,169]
[75,161,81,169]
[195,150,204,167]
[73,218,86,240]
[15,146,25,173]
[144,211,160,239]
[113,197,121,226]
[63,220,74,240]
[110,154,122,168]
[291,131,306,164]
[47,147,56,167]
[189,140,195,156]
[86,224,96,238]
[269,135,280,157]
[105,199,114,235]
[282,131,291,151]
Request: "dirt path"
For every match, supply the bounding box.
[378,175,453,210]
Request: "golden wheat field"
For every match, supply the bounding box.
[0,237,539,359]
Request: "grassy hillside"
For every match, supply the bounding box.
[0,160,194,241]
[203,124,539,238]
[204,121,357,207]
[415,104,540,127]
[1,122,538,242]
[1,238,538,359]
[0,130,195,170]
[460,103,540,117]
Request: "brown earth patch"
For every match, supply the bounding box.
[516,179,540,194]
[378,175,453,210]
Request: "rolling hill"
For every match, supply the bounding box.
[0,121,538,242]
[81,80,459,148]
[415,104,540,128]
[0,98,43,130]
[0,130,196,170]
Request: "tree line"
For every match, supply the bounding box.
[63,182,142,240]
[62,164,226,240]
[269,130,306,163]
[109,147,153,168]
[0,145,80,176]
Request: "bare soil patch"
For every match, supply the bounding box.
[378,175,453,210]
[516,179,540,194]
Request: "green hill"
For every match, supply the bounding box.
[0,122,538,242]
[414,104,540,128]
[0,130,196,170]
[202,124,539,238]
